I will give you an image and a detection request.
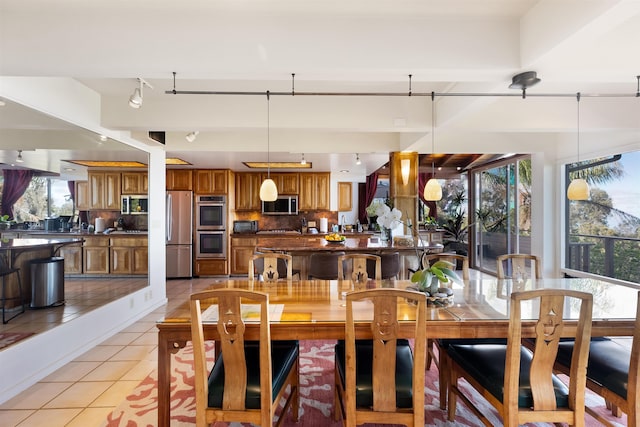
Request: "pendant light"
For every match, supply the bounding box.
[424,92,442,201]
[567,92,590,200]
[259,91,278,201]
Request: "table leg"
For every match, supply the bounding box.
[157,330,171,427]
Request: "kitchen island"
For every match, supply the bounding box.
[0,238,83,309]
[256,235,443,279]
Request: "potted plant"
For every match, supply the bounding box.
[0,215,15,230]
[408,260,462,298]
[423,216,438,231]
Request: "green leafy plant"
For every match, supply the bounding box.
[409,260,461,293]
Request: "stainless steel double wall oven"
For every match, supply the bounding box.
[194,195,227,258]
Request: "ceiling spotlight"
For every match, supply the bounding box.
[508,71,541,98]
[300,153,306,165]
[99,135,108,142]
[16,150,24,163]
[355,154,362,165]
[128,78,153,108]
[185,131,199,143]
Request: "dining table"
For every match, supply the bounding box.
[156,277,638,426]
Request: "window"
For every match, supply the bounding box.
[565,151,640,284]
[13,178,74,223]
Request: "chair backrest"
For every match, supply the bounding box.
[308,251,345,279]
[422,253,470,281]
[190,289,273,418]
[338,254,381,283]
[344,288,426,423]
[368,252,400,279]
[627,291,640,420]
[497,253,541,280]
[248,253,293,282]
[506,289,592,416]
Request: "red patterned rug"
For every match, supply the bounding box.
[103,340,627,426]
[0,332,34,350]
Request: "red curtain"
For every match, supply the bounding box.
[358,172,379,224]
[67,181,75,203]
[1,170,34,218]
[418,171,437,219]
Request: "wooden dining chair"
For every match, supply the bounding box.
[496,253,541,280]
[338,253,381,283]
[334,288,427,427]
[1,254,25,324]
[446,289,593,427]
[554,290,639,426]
[248,252,294,282]
[189,288,299,427]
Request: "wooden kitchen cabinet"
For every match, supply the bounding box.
[337,181,353,211]
[83,236,110,274]
[59,244,83,274]
[299,172,330,211]
[262,173,299,194]
[75,181,89,210]
[166,169,193,190]
[121,172,148,195]
[195,259,227,276]
[230,237,258,275]
[235,172,262,211]
[194,169,228,194]
[89,172,121,210]
[110,237,148,275]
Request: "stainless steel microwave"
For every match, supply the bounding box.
[262,195,298,215]
[121,195,148,214]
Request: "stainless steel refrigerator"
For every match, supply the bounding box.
[166,190,193,278]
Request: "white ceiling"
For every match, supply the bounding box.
[1,0,639,180]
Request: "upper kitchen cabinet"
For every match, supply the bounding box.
[235,172,261,211]
[75,181,89,211]
[299,172,330,211]
[194,169,228,194]
[166,169,193,190]
[337,182,353,212]
[121,172,148,195]
[89,172,121,210]
[262,173,299,195]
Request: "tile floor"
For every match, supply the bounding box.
[0,277,215,427]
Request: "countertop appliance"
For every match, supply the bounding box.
[166,190,193,278]
[233,220,258,234]
[121,195,148,215]
[262,195,298,215]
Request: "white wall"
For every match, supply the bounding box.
[0,77,168,403]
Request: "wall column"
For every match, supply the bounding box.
[389,151,418,237]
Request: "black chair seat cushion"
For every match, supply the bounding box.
[447,343,569,408]
[557,337,631,400]
[335,339,414,409]
[437,338,507,350]
[207,340,299,409]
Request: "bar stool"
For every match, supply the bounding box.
[308,252,345,279]
[1,255,25,324]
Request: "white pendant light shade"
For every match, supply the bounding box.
[424,178,442,201]
[128,88,142,108]
[259,178,278,201]
[567,178,590,200]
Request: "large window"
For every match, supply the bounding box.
[565,151,640,284]
[13,178,74,223]
[471,156,532,274]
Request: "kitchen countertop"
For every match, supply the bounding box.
[11,230,148,236]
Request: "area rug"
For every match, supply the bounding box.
[103,340,627,427]
[0,332,34,350]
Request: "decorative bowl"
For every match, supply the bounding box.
[325,233,346,243]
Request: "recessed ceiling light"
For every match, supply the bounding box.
[99,135,108,142]
[340,169,349,173]
[166,158,192,165]
[66,160,147,168]
[243,161,312,169]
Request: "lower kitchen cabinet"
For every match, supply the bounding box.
[195,259,227,276]
[84,237,110,274]
[59,245,83,274]
[110,237,149,275]
[230,237,258,275]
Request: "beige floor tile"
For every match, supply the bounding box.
[91,380,140,407]
[41,361,101,382]
[15,408,82,427]
[81,361,139,382]
[74,345,124,362]
[43,382,113,409]
[109,344,156,361]
[66,407,115,427]
[130,331,157,345]
[0,409,34,426]
[0,382,73,410]
[98,332,142,346]
[120,359,156,381]
[119,321,157,334]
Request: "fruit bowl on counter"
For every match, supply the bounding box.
[325,233,346,243]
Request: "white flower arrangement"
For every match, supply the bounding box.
[374,203,403,229]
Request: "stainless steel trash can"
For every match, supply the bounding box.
[30,257,65,308]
